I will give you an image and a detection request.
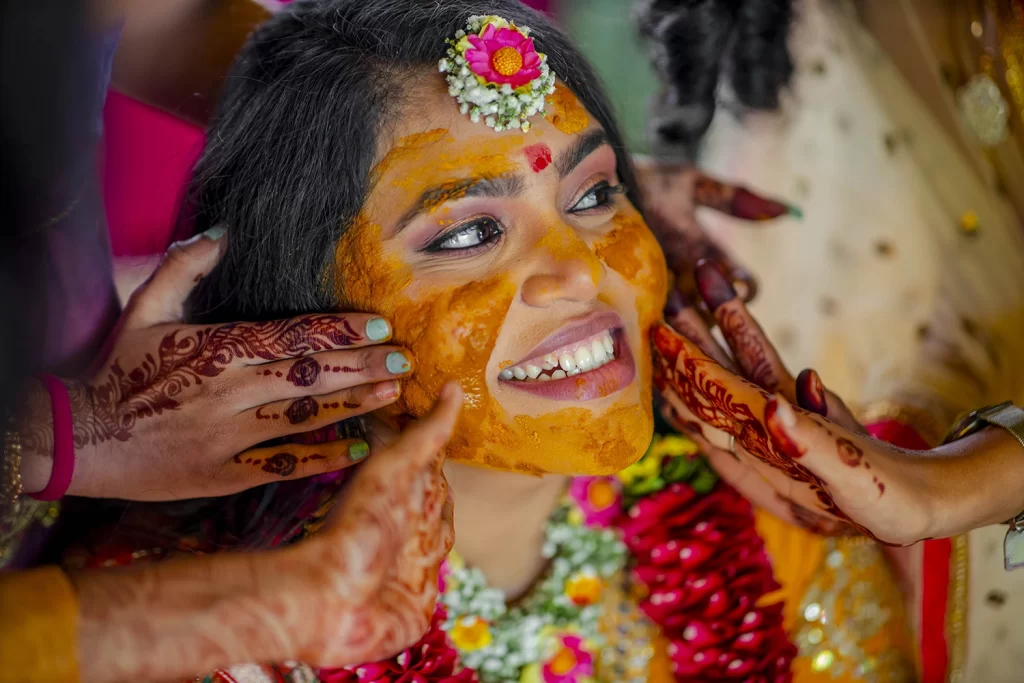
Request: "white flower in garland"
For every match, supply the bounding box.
[440,503,628,683]
[439,15,556,132]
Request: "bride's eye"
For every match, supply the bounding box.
[424,217,504,253]
[570,181,626,213]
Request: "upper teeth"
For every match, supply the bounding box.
[500,330,617,382]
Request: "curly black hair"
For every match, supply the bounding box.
[634,0,795,161]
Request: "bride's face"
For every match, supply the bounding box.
[336,78,667,475]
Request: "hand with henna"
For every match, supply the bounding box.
[634,159,800,305]
[17,228,417,500]
[72,384,462,683]
[655,261,1024,545]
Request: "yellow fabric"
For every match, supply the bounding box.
[0,566,80,683]
[756,510,916,682]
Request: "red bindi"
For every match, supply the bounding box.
[523,143,552,173]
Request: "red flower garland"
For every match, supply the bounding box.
[616,481,796,681]
[320,477,795,683]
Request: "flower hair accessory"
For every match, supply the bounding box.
[439,15,556,132]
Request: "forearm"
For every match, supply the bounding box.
[927,427,1024,537]
[71,549,302,682]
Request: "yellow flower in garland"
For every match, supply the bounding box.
[617,434,701,497]
[449,616,492,652]
[564,569,604,607]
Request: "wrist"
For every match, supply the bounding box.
[931,427,1024,536]
[16,379,55,494]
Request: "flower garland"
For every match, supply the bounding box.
[201,435,795,683]
[312,434,797,683]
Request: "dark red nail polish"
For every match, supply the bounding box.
[694,259,737,312]
[765,398,805,459]
[664,289,690,318]
[796,368,828,416]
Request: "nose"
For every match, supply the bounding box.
[520,229,604,307]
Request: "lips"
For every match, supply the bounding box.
[497,311,637,401]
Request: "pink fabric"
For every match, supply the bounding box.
[101,91,203,256]
[100,1,554,255]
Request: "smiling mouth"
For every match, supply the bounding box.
[497,311,637,401]
[500,329,617,382]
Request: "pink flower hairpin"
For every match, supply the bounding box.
[440,15,556,132]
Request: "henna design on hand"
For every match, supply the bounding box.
[836,438,863,468]
[68,314,363,448]
[262,452,299,476]
[652,323,876,539]
[287,356,322,387]
[717,305,780,392]
[285,397,320,425]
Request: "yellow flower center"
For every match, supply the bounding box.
[549,646,579,676]
[450,616,492,651]
[586,480,617,509]
[491,46,524,76]
[565,573,603,606]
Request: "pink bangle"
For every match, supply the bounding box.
[28,375,75,501]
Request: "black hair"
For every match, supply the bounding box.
[185,0,639,325]
[633,0,795,161]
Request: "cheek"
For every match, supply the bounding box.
[594,212,669,328]
[390,277,515,422]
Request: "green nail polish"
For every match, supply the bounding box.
[365,317,391,341]
[386,351,411,374]
[348,441,370,462]
[203,225,227,241]
[787,205,804,220]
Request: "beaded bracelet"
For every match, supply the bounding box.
[2,419,23,512]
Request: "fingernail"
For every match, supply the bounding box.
[365,317,391,341]
[348,440,370,462]
[787,204,804,220]
[765,396,803,458]
[664,289,690,318]
[202,224,227,241]
[375,380,400,401]
[695,259,737,312]
[386,351,411,374]
[796,368,828,416]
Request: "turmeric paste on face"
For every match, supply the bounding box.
[333,119,668,475]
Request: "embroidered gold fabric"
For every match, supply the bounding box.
[756,511,916,683]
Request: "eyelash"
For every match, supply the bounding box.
[422,181,626,254]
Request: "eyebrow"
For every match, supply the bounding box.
[554,129,609,179]
[392,129,610,234]
[395,174,527,233]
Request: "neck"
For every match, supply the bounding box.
[444,461,569,600]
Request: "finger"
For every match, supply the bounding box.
[704,448,800,523]
[241,380,402,440]
[764,394,883,503]
[796,368,864,433]
[693,172,800,222]
[354,383,464,487]
[695,259,794,397]
[221,313,397,366]
[795,369,828,416]
[220,438,373,492]
[663,290,736,371]
[127,226,227,327]
[241,346,412,404]
[660,392,732,452]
